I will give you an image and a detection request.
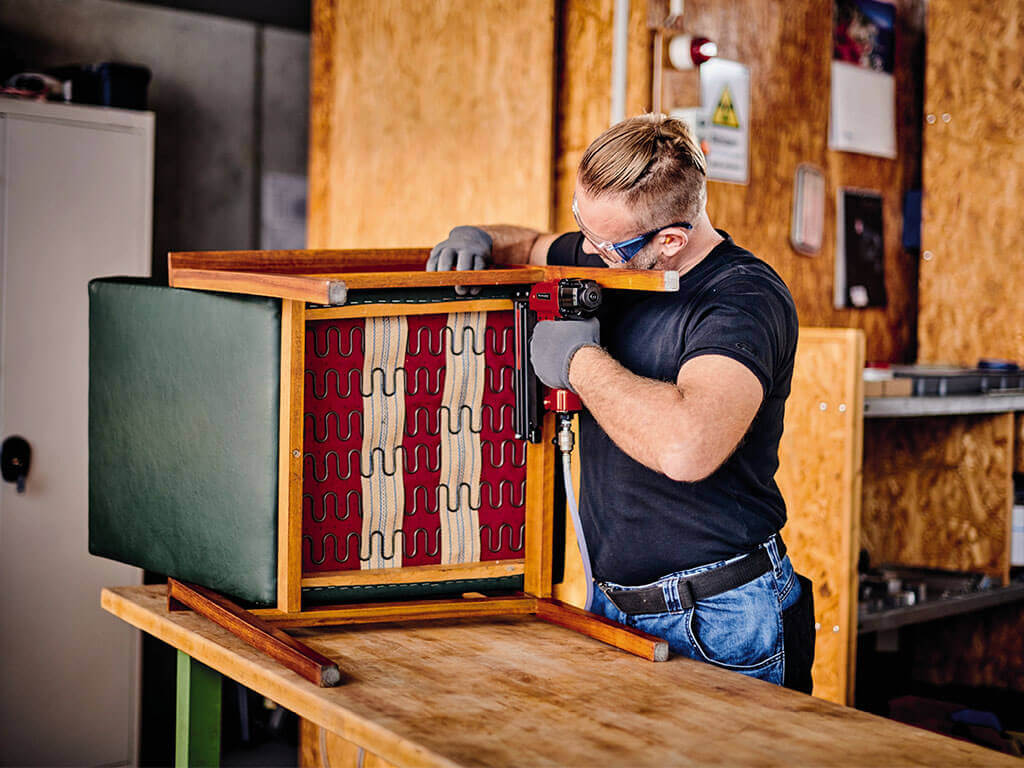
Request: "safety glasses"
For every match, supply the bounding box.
[571,196,692,263]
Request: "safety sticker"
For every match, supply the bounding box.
[712,86,740,128]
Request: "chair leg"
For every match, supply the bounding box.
[534,598,669,661]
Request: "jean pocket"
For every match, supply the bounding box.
[684,572,783,671]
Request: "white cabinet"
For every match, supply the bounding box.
[0,97,152,767]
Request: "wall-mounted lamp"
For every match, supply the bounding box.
[668,35,718,70]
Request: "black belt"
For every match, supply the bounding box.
[599,538,786,616]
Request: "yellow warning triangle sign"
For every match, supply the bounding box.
[712,85,740,128]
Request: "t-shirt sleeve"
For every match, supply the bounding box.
[546,232,604,267]
[678,275,795,396]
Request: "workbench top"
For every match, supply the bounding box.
[103,585,1012,767]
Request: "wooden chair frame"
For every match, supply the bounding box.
[166,248,679,683]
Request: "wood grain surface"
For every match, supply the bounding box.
[524,415,556,598]
[918,0,1024,365]
[104,585,1015,767]
[861,412,1014,583]
[169,250,681,303]
[776,328,865,706]
[168,580,341,687]
[302,719,399,768]
[279,299,306,612]
[909,601,1024,692]
[253,595,537,629]
[1016,413,1024,475]
[534,598,668,662]
[300,560,526,589]
[554,0,652,231]
[308,0,556,250]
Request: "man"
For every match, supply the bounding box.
[428,114,814,692]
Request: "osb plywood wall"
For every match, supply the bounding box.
[918,0,1024,365]
[672,0,924,363]
[308,0,556,249]
[861,414,1015,583]
[910,602,1024,691]
[310,2,924,363]
[553,0,652,230]
[554,0,924,362]
[776,328,864,706]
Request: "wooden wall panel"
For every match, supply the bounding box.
[861,413,1014,583]
[776,328,865,706]
[553,0,652,231]
[918,0,1024,365]
[300,718,397,768]
[910,603,1024,692]
[676,0,924,363]
[308,0,556,249]
[1016,413,1024,475]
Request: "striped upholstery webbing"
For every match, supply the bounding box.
[302,310,526,573]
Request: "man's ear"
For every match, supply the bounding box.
[659,227,689,257]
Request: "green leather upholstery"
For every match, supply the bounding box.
[89,278,281,606]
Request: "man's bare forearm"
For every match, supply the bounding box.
[568,346,689,477]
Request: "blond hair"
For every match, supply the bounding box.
[577,113,707,229]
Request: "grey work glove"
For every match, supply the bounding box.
[530,319,601,392]
[427,225,493,296]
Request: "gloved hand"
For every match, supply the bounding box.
[530,318,601,392]
[428,226,492,295]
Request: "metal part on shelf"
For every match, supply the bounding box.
[864,392,1024,418]
[858,565,1024,634]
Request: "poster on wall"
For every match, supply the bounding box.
[835,188,887,309]
[698,58,750,184]
[829,0,897,159]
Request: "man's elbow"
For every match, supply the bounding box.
[659,445,720,483]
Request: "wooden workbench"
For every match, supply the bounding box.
[103,585,1013,767]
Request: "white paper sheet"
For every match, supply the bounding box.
[829,60,896,159]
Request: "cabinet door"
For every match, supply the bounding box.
[0,107,151,766]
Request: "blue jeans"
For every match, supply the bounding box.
[591,536,801,686]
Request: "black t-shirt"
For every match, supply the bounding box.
[547,231,798,585]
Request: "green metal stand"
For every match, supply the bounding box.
[176,651,222,767]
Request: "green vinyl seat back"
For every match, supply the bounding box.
[89,278,282,605]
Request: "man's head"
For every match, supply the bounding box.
[574,113,708,270]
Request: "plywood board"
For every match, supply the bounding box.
[308,0,556,250]
[861,412,1014,583]
[919,0,1024,365]
[776,327,865,706]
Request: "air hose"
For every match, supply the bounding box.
[557,414,594,611]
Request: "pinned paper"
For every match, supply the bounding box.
[699,59,750,185]
[829,0,897,158]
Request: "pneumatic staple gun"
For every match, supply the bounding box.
[514,277,603,608]
[512,277,603,441]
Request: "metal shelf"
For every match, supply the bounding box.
[858,582,1024,634]
[864,392,1024,418]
